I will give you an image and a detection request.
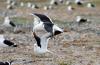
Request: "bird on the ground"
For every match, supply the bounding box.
[65,1,71,5]
[0,35,17,47]
[43,6,49,10]
[30,13,63,37]
[20,2,24,7]
[6,0,12,4]
[59,0,64,3]
[76,16,90,24]
[67,5,75,11]
[6,5,14,10]
[75,0,83,6]
[0,61,11,65]
[33,32,53,56]
[87,3,95,8]
[27,2,32,8]
[2,16,17,32]
[50,0,58,5]
[31,4,39,9]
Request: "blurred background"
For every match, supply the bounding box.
[0,0,100,65]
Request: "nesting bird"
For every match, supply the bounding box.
[67,5,75,11]
[43,6,49,10]
[76,16,90,24]
[6,0,16,10]
[6,5,14,10]
[33,32,52,56]
[65,1,71,5]
[50,0,58,5]
[3,16,16,27]
[20,2,24,7]
[31,13,63,36]
[0,35,17,47]
[27,2,32,8]
[10,1,17,6]
[31,4,39,9]
[0,61,11,65]
[87,3,95,8]
[43,5,53,10]
[59,0,64,3]
[2,16,17,32]
[75,0,83,6]
[6,0,12,4]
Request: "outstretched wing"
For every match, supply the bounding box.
[44,22,54,33]
[33,13,53,23]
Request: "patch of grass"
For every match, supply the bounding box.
[95,41,100,44]
[12,17,32,24]
[91,0,100,6]
[0,17,4,23]
[53,19,73,28]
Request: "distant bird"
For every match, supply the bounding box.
[43,6,48,10]
[2,16,17,32]
[43,5,53,10]
[31,4,39,9]
[30,13,63,37]
[67,5,75,11]
[27,2,32,8]
[20,2,24,7]
[6,5,14,10]
[59,0,64,3]
[87,3,95,8]
[65,1,71,5]
[75,0,83,6]
[0,61,11,65]
[48,5,53,9]
[3,16,16,27]
[10,1,17,6]
[6,0,12,4]
[76,16,90,24]
[0,35,17,47]
[33,32,53,56]
[50,0,58,5]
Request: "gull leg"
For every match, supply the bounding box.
[13,26,17,32]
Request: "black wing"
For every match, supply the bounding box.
[33,13,52,23]
[80,19,87,22]
[10,21,16,27]
[54,30,62,36]
[33,32,41,48]
[44,22,54,33]
[0,62,9,65]
[3,40,17,47]
[0,62,5,65]
[77,2,83,5]
[4,62,10,65]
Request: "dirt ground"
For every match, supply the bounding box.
[0,0,100,65]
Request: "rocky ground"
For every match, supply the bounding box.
[0,0,100,65]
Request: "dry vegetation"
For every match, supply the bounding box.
[0,0,100,65]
